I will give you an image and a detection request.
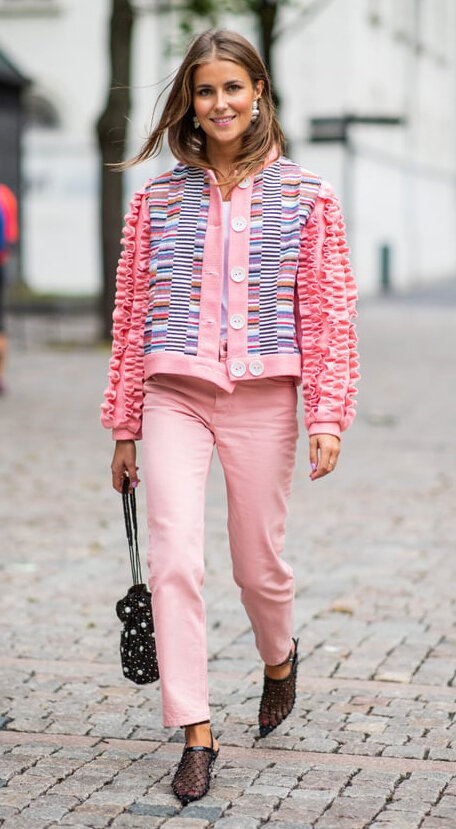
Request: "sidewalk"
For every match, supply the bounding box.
[1,291,456,829]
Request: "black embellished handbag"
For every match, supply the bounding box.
[116,476,159,684]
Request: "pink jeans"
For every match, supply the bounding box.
[142,354,299,727]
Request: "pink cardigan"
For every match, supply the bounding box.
[100,157,359,441]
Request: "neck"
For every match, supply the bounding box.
[206,138,240,179]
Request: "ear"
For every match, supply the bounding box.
[255,79,265,98]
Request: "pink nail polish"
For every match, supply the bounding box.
[311,462,317,471]
[132,481,138,488]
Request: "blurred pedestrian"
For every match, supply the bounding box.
[101,29,359,805]
[0,183,19,395]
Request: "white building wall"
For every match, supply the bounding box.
[0,0,455,296]
[1,0,110,293]
[274,0,456,293]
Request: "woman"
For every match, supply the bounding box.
[101,28,359,805]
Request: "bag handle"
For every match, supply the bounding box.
[122,476,143,585]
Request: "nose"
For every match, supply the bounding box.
[213,90,227,111]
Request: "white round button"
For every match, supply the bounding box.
[230,266,246,283]
[231,360,246,377]
[249,359,264,376]
[232,216,247,232]
[230,313,245,330]
[238,177,251,189]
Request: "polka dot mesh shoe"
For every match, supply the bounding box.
[171,727,219,805]
[258,636,299,738]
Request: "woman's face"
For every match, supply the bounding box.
[192,58,263,152]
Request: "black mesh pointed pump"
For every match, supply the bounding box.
[171,724,220,805]
[258,636,299,738]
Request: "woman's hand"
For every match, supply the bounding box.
[309,434,340,481]
[111,440,140,494]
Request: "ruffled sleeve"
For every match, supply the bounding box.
[296,180,360,438]
[100,187,151,440]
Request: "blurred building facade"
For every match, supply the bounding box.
[0,0,455,295]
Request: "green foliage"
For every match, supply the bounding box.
[175,0,248,41]
[173,0,297,50]
[181,0,295,16]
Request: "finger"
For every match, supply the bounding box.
[313,445,333,480]
[111,462,126,494]
[309,436,318,477]
[328,441,341,474]
[309,437,325,480]
[126,462,140,494]
[327,455,337,473]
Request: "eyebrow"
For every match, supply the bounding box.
[194,79,244,89]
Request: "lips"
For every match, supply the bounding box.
[211,115,235,126]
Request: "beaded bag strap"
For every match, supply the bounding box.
[121,476,142,585]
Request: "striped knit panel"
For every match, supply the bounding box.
[276,160,303,354]
[143,171,173,354]
[246,173,263,353]
[164,166,205,352]
[184,175,210,355]
[247,159,321,356]
[258,163,282,354]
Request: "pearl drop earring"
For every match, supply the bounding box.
[251,99,260,121]
[193,116,200,129]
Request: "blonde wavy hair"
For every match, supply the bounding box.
[122,28,285,193]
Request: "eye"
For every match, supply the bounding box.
[196,88,212,97]
[228,84,241,92]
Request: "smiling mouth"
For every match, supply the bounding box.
[211,115,236,125]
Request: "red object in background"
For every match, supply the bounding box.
[0,185,18,264]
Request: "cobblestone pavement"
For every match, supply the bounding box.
[1,290,456,828]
